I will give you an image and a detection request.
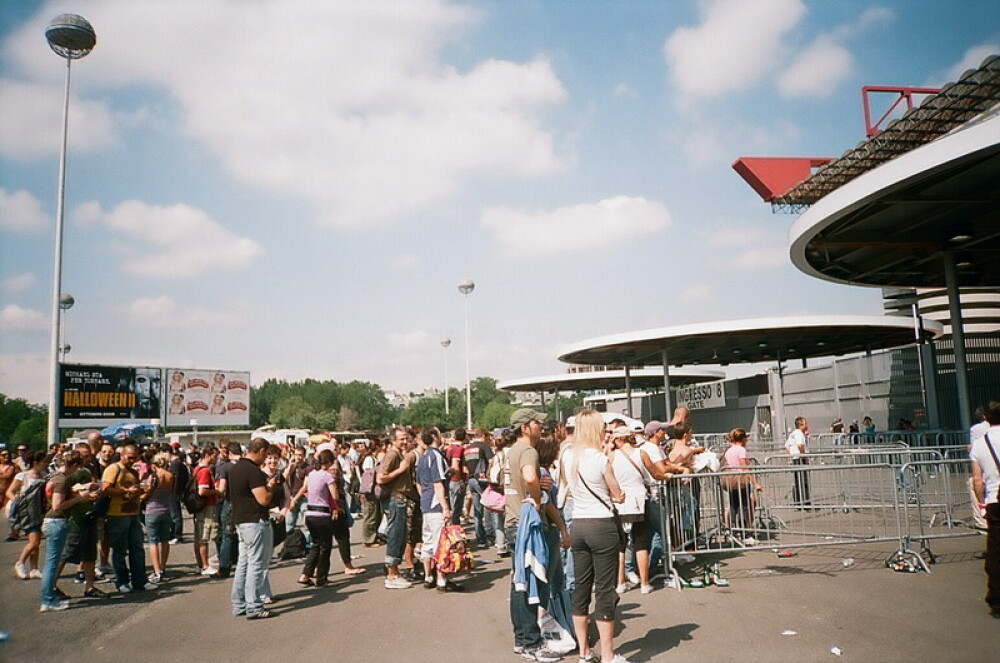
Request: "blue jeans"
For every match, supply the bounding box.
[467,479,493,545]
[448,481,466,525]
[561,497,575,592]
[40,518,69,606]
[383,497,407,567]
[169,495,183,541]
[507,525,542,649]
[285,496,313,547]
[217,501,235,572]
[232,520,271,616]
[107,514,146,589]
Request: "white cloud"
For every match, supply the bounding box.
[0,354,48,403]
[0,304,48,330]
[482,196,671,256]
[0,188,49,233]
[938,43,1000,86]
[612,82,634,97]
[126,296,241,328]
[385,329,439,354]
[679,284,716,305]
[0,79,118,161]
[3,1,567,228]
[2,273,37,294]
[392,254,420,270]
[79,200,264,279]
[777,35,853,98]
[708,225,786,270]
[664,0,806,104]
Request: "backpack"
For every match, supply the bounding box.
[280,528,307,560]
[434,524,474,574]
[487,449,505,485]
[358,458,378,497]
[183,466,207,515]
[12,480,45,531]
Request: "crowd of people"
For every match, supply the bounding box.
[4,399,998,657]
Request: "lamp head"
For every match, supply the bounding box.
[46,14,96,59]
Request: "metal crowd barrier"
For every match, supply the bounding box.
[761,448,944,468]
[892,459,980,569]
[654,456,981,588]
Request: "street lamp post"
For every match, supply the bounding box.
[457,278,475,430]
[45,14,96,448]
[441,337,451,415]
[59,293,74,360]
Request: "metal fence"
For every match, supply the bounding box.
[654,455,980,588]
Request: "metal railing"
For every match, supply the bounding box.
[654,455,980,588]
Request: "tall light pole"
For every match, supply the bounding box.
[457,278,475,430]
[59,293,74,360]
[45,14,96,448]
[441,337,451,415]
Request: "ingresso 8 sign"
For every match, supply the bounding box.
[674,380,726,410]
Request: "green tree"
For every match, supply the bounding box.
[11,406,47,449]
[269,395,318,429]
[479,401,516,430]
[0,394,33,442]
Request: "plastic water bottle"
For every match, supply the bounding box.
[842,558,855,568]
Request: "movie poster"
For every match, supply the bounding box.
[59,364,163,427]
[164,368,250,427]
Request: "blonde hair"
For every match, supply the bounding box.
[152,452,171,469]
[567,409,605,479]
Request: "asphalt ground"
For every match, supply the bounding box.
[1,513,998,663]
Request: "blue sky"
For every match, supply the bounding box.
[1,0,998,405]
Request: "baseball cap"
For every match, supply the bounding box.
[609,425,633,440]
[510,408,547,427]
[643,420,669,438]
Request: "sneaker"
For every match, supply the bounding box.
[97,566,113,577]
[578,652,598,663]
[209,570,230,579]
[168,538,179,545]
[640,584,654,595]
[384,576,412,589]
[117,584,133,594]
[547,634,577,655]
[54,587,71,600]
[29,568,42,579]
[604,656,633,663]
[148,572,162,584]
[201,566,219,576]
[423,579,435,590]
[246,610,273,620]
[143,580,159,590]
[13,561,28,579]
[74,571,85,584]
[513,646,526,655]
[521,646,563,662]
[40,601,70,612]
[436,580,464,592]
[625,571,640,585]
[615,583,628,594]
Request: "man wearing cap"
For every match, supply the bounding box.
[505,408,562,663]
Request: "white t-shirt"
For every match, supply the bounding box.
[970,420,990,445]
[611,447,647,517]
[970,428,1000,506]
[785,429,807,458]
[562,447,613,519]
[637,440,665,485]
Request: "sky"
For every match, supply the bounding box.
[1,0,998,406]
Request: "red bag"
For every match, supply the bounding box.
[434,524,474,574]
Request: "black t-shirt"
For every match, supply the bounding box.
[215,459,234,502]
[463,441,494,480]
[229,458,268,525]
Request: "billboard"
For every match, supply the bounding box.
[165,368,250,427]
[59,364,163,427]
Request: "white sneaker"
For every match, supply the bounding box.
[640,584,654,594]
[605,655,634,663]
[625,571,640,585]
[168,538,179,545]
[549,633,577,655]
[615,583,628,594]
[384,576,412,589]
[675,554,696,564]
[200,566,219,576]
[29,568,42,579]
[40,601,70,612]
[117,584,133,594]
[14,561,28,579]
[742,537,757,546]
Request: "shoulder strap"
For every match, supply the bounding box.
[984,433,1000,472]
[575,467,618,517]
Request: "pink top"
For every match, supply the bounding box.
[723,444,749,471]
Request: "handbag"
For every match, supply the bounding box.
[481,484,506,513]
[85,465,120,522]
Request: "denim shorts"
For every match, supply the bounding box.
[145,512,173,544]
